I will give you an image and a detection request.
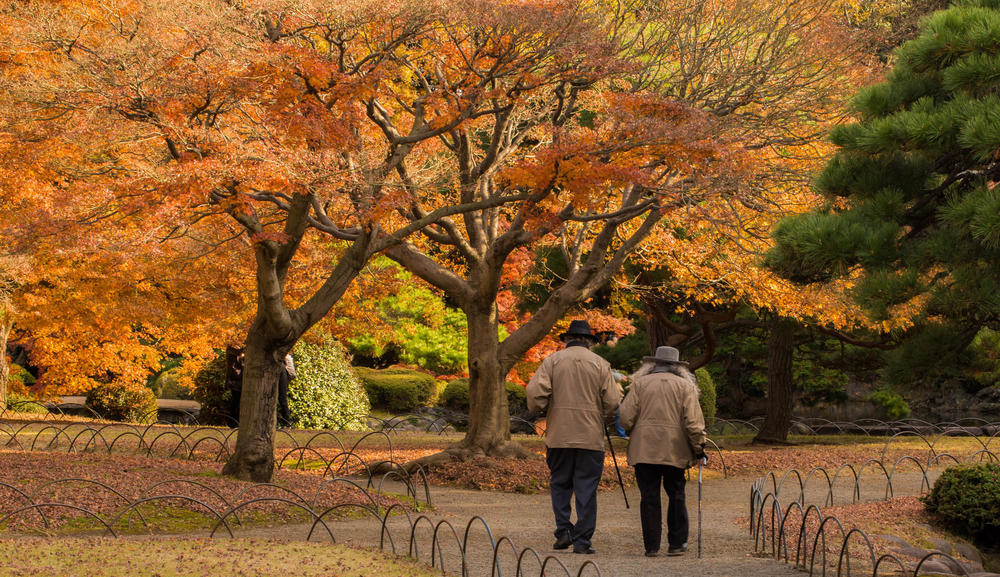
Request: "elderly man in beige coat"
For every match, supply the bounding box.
[527,320,621,555]
[619,346,707,557]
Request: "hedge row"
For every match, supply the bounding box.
[356,367,437,413]
[439,378,527,415]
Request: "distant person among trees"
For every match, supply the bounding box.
[619,346,707,557]
[527,320,622,555]
[277,353,296,427]
[224,346,244,427]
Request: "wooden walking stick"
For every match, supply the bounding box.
[698,456,705,558]
[605,427,629,508]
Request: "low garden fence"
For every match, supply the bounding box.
[748,444,998,577]
[0,474,601,577]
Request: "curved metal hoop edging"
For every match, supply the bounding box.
[208,497,324,539]
[108,495,229,537]
[306,502,381,541]
[0,503,116,536]
[0,481,48,526]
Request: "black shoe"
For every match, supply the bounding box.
[573,546,596,555]
[553,533,573,550]
[645,550,659,557]
[666,544,687,556]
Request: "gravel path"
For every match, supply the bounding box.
[235,471,810,577]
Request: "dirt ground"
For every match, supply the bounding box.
[229,469,909,577]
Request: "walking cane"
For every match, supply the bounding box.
[697,456,705,558]
[605,428,629,509]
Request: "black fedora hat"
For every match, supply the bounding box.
[642,346,688,365]
[559,319,598,341]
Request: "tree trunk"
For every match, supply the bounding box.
[221,318,288,482]
[219,233,372,482]
[646,309,671,350]
[0,313,10,408]
[643,298,691,351]
[401,300,529,472]
[459,304,516,454]
[754,317,796,444]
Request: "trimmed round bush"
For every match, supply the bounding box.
[439,378,526,415]
[289,339,369,430]
[192,351,230,426]
[694,367,717,425]
[356,367,435,413]
[440,379,470,412]
[85,382,158,423]
[507,382,527,414]
[923,463,1000,547]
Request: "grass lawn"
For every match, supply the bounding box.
[0,537,441,577]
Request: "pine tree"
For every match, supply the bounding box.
[768,0,1000,349]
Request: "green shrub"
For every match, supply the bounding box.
[695,368,717,426]
[149,368,193,400]
[593,329,648,373]
[289,339,370,430]
[867,387,910,419]
[797,365,849,406]
[85,383,158,424]
[356,367,435,413]
[4,393,50,415]
[971,327,1000,388]
[439,378,526,414]
[923,463,1000,547]
[192,351,231,426]
[507,382,527,414]
[342,263,468,373]
[440,379,470,412]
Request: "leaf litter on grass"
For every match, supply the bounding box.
[0,450,407,533]
[0,537,442,577]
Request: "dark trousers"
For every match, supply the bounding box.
[634,463,688,553]
[228,389,241,427]
[546,447,605,549]
[277,370,290,427]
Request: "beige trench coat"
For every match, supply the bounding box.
[526,345,621,451]
[618,370,706,469]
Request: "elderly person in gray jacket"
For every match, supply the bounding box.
[527,319,621,555]
[619,346,707,557]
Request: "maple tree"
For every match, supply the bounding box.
[588,0,974,442]
[4,0,541,481]
[590,0,877,443]
[1,14,251,403]
[616,0,985,443]
[837,0,951,63]
[371,4,743,466]
[1,194,254,395]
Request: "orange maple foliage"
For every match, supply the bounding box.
[8,0,710,476]
[614,0,920,336]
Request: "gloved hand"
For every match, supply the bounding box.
[693,444,708,464]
